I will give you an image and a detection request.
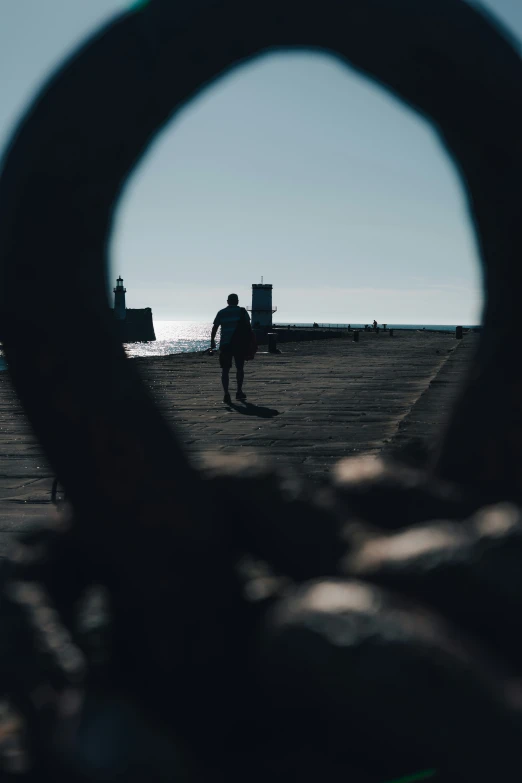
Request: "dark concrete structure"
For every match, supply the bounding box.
[248,281,276,329]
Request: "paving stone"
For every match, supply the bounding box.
[0,332,474,554]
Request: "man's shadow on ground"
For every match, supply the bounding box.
[226,402,280,419]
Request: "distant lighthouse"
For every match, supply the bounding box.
[111,276,156,342]
[249,279,277,328]
[113,276,127,320]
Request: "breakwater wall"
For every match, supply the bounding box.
[255,326,478,345]
[255,328,348,345]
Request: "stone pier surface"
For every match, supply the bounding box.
[0,331,476,557]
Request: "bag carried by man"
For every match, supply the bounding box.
[231,307,258,361]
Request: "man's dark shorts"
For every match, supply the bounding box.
[219,346,245,371]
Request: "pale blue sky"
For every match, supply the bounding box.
[1,1,521,323]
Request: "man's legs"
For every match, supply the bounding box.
[222,367,230,394]
[219,350,232,402]
[236,366,244,392]
[235,356,246,399]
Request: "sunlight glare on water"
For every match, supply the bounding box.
[124,321,211,358]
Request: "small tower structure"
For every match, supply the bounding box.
[113,276,127,320]
[249,280,276,328]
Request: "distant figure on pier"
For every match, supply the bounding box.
[211,293,251,404]
[373,320,378,330]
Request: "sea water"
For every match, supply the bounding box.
[124,321,212,357]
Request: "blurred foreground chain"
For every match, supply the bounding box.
[2,0,522,780]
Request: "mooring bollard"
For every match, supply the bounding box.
[353,331,359,342]
[268,332,278,353]
[389,329,394,337]
[456,325,463,339]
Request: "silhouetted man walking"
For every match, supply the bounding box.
[211,293,251,404]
